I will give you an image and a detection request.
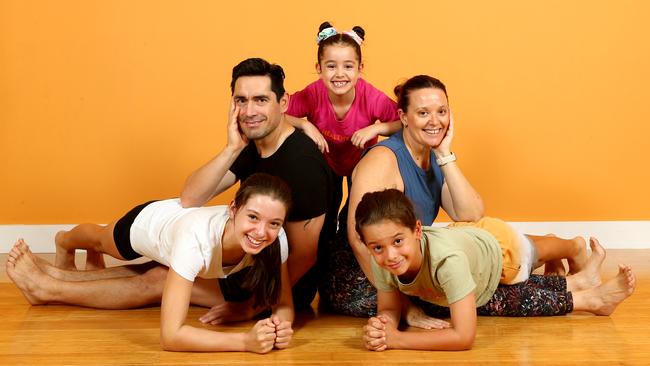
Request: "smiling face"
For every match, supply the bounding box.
[229,194,287,255]
[316,44,363,98]
[361,219,424,282]
[233,76,288,141]
[400,87,450,148]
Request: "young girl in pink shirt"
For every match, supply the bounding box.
[286,21,402,224]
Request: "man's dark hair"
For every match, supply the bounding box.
[230,58,286,102]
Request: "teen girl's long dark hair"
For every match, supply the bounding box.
[235,173,292,309]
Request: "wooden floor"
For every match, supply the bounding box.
[0,251,648,365]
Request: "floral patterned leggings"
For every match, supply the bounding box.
[318,233,574,317]
[415,274,573,317]
[318,231,378,317]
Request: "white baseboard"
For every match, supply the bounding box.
[1,221,649,253]
[504,221,650,249]
[1,224,79,253]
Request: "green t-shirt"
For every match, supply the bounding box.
[371,226,503,307]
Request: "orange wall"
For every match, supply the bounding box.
[2,0,649,224]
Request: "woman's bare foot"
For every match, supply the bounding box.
[585,264,636,315]
[405,303,451,330]
[6,240,55,305]
[54,231,77,270]
[544,259,567,276]
[85,249,106,270]
[566,238,606,291]
[566,236,588,274]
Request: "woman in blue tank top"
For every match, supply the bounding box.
[319,75,484,320]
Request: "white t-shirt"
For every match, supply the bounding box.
[129,199,288,282]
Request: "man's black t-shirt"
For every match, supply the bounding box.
[225,129,334,309]
[230,129,332,222]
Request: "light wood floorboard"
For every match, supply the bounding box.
[0,250,648,365]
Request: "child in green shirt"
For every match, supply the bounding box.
[356,189,636,351]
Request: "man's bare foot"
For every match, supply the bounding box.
[544,260,567,276]
[29,247,58,271]
[567,236,588,274]
[6,240,54,305]
[586,264,636,315]
[26,250,73,280]
[566,238,606,291]
[85,249,106,270]
[54,231,77,270]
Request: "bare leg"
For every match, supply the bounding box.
[8,240,167,308]
[9,240,223,309]
[85,249,106,270]
[526,234,588,274]
[191,277,224,308]
[33,253,159,281]
[566,238,606,291]
[572,264,636,315]
[544,260,567,276]
[54,222,124,270]
[54,231,77,270]
[540,234,567,276]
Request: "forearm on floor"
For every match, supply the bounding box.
[161,324,247,352]
[389,328,474,351]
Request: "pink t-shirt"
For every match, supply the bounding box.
[287,78,399,176]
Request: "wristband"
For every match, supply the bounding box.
[436,152,456,166]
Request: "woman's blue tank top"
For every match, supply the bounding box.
[371,131,444,224]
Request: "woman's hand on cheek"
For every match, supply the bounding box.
[433,110,454,157]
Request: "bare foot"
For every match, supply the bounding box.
[405,303,451,330]
[566,238,606,291]
[7,239,25,264]
[54,231,77,270]
[6,240,54,305]
[544,259,567,276]
[567,237,588,274]
[29,249,56,270]
[587,264,636,315]
[27,251,72,280]
[85,249,106,270]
